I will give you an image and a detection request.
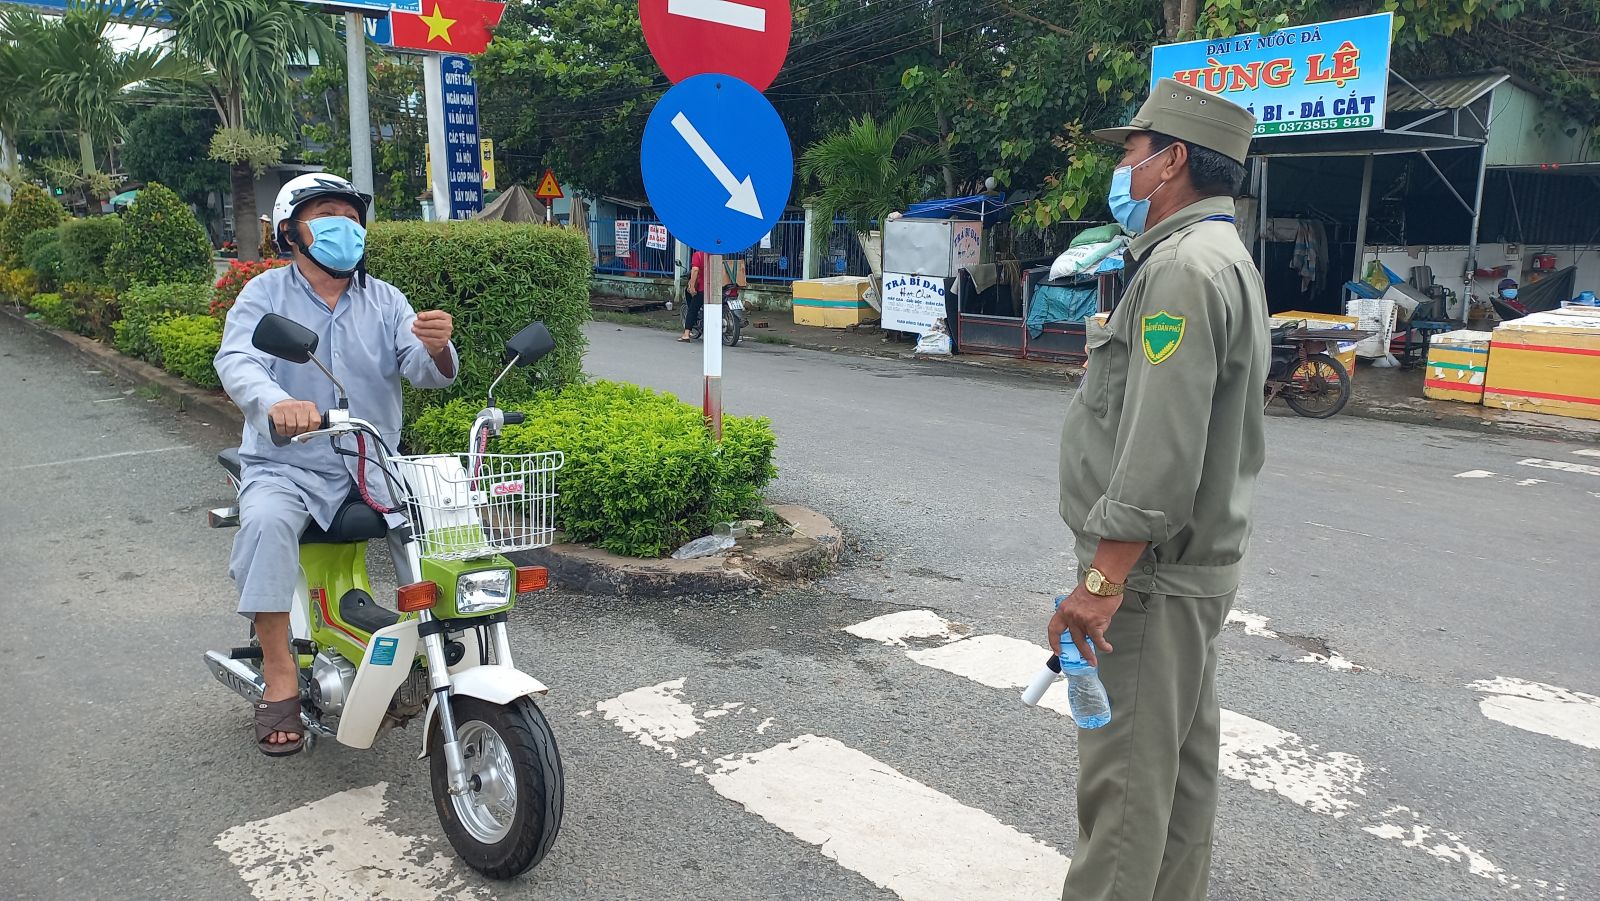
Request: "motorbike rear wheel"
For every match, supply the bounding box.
[1284,352,1351,419]
[431,696,564,879]
[723,311,742,347]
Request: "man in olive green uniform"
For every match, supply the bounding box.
[1049,79,1269,901]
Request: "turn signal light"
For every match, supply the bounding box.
[397,581,439,612]
[516,566,549,594]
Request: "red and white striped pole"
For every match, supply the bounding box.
[702,253,724,439]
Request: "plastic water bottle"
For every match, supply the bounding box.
[1019,597,1112,729]
[1058,639,1112,730]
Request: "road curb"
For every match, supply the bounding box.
[511,503,844,597]
[1,305,245,430]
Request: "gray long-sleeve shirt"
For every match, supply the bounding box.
[214,263,458,529]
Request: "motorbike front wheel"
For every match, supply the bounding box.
[431,696,564,879]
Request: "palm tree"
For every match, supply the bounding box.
[0,10,50,203]
[799,105,947,278]
[8,2,192,209]
[156,0,339,260]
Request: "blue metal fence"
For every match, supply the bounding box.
[588,215,874,285]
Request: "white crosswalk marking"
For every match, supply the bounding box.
[845,611,1560,894]
[1470,677,1600,750]
[1518,458,1600,477]
[596,680,1072,900]
[215,783,486,901]
[1572,449,1600,459]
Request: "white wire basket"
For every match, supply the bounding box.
[389,452,563,560]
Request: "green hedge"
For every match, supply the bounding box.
[58,281,119,340]
[149,313,223,388]
[58,215,124,286]
[106,182,213,289]
[0,185,65,266]
[366,221,591,426]
[27,292,71,329]
[114,282,213,363]
[408,381,778,558]
[22,227,63,292]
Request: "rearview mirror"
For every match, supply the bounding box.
[253,313,319,364]
[504,322,555,366]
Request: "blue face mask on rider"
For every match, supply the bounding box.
[305,216,366,275]
[1107,145,1173,235]
[1501,287,1519,300]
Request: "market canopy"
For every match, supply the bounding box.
[903,193,1011,224]
[473,185,546,222]
[1251,71,1507,158]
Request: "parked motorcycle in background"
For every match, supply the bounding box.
[690,281,745,347]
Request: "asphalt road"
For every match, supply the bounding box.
[1,313,1595,901]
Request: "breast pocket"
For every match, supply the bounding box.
[1077,314,1115,416]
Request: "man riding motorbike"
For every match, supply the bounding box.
[213,173,459,756]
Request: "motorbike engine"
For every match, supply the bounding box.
[1268,346,1299,381]
[310,649,357,717]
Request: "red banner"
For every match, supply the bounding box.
[390,0,506,55]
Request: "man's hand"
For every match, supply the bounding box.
[1047,583,1123,668]
[268,399,322,438]
[412,310,454,356]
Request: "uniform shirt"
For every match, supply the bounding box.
[1059,196,1269,598]
[214,263,459,529]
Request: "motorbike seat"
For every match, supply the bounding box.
[301,497,389,545]
[1270,323,1299,346]
[217,448,243,481]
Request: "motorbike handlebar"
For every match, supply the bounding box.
[268,411,331,447]
[503,411,526,426]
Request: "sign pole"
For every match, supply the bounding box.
[703,252,724,438]
[423,55,449,218]
[345,12,375,198]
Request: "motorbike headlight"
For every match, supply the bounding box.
[456,569,513,615]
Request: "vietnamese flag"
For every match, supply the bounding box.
[390,0,507,55]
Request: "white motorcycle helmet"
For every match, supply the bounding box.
[271,173,373,278]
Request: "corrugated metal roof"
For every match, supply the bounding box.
[1388,71,1511,112]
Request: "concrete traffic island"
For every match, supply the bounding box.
[511,504,843,597]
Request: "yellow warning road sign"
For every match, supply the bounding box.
[534,168,563,201]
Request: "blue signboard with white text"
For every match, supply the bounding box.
[1150,12,1393,137]
[640,73,792,254]
[440,55,483,219]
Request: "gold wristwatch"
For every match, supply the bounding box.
[1083,568,1125,597]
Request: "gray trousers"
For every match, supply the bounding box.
[229,481,411,618]
[1061,589,1235,901]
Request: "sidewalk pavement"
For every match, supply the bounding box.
[593,304,1600,444]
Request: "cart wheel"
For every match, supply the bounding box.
[1284,353,1350,419]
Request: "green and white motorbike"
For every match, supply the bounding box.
[204,313,565,879]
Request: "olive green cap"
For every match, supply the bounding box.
[1093,78,1257,164]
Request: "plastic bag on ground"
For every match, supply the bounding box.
[671,533,736,560]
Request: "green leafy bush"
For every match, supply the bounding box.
[106,182,213,289]
[57,215,125,286]
[0,184,66,266]
[26,292,72,329]
[408,381,778,558]
[58,281,119,341]
[22,227,63,292]
[114,282,212,363]
[149,313,223,388]
[366,221,591,419]
[0,265,37,303]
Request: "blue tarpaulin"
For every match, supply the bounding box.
[903,193,1011,224]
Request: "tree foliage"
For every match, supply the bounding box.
[106,181,214,288]
[297,55,428,220]
[799,105,944,246]
[0,184,66,265]
[121,105,229,211]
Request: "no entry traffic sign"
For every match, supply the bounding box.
[640,0,792,91]
[641,74,792,253]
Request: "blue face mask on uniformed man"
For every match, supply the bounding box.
[306,216,366,274]
[1107,145,1173,235]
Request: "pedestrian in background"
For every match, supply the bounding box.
[1051,78,1269,901]
[679,247,707,342]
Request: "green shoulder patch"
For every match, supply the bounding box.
[1141,311,1186,365]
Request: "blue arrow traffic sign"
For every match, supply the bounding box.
[641,73,792,254]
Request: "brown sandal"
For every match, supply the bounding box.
[255,697,305,757]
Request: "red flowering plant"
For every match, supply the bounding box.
[211,259,287,318]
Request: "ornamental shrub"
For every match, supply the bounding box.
[149,313,223,388]
[22,227,63,292]
[408,381,778,558]
[115,282,213,363]
[58,215,125,286]
[366,221,591,419]
[211,258,287,318]
[0,185,66,266]
[0,265,37,303]
[27,292,71,329]
[106,182,213,289]
[58,281,120,341]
